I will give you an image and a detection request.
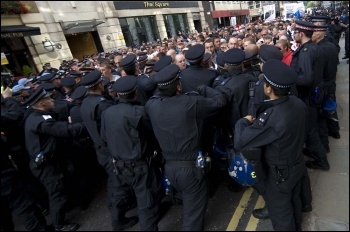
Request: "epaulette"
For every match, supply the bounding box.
[185,91,199,96]
[149,95,163,100]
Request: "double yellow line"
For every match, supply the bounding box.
[226,187,265,231]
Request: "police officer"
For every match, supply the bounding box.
[145,64,228,231]
[100,76,160,231]
[213,48,258,137]
[120,54,157,106]
[290,21,330,171]
[234,59,308,231]
[39,72,65,101]
[311,23,341,150]
[247,45,283,116]
[180,44,219,93]
[24,86,85,231]
[79,71,138,231]
[310,15,341,54]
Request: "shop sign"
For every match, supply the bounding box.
[114,1,199,10]
[1,32,24,38]
[1,53,9,65]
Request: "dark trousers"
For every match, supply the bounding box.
[114,162,160,231]
[30,161,67,227]
[305,105,328,163]
[164,164,208,231]
[95,148,139,230]
[345,29,349,57]
[1,172,47,231]
[264,167,303,231]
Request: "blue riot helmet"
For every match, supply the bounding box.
[227,147,260,186]
[322,97,337,116]
[161,174,171,196]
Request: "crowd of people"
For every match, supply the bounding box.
[1,8,349,232]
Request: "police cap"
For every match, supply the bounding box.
[61,76,76,87]
[185,44,205,62]
[40,83,56,92]
[71,85,87,101]
[44,63,51,66]
[310,15,331,23]
[313,24,328,32]
[154,64,180,86]
[24,86,52,106]
[262,59,297,89]
[258,45,283,63]
[145,60,156,66]
[69,70,83,78]
[153,56,172,72]
[102,76,110,87]
[112,75,138,95]
[216,52,226,68]
[244,51,254,61]
[138,55,148,63]
[38,73,57,82]
[137,51,148,56]
[295,20,315,31]
[203,53,212,64]
[12,84,30,93]
[224,48,245,66]
[120,54,137,68]
[80,70,103,89]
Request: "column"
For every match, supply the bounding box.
[155,14,167,41]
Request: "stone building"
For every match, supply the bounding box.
[1,1,206,75]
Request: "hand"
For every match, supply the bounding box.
[1,87,12,98]
[244,115,255,123]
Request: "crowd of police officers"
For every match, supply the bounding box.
[1,12,348,231]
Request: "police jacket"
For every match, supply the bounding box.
[180,64,219,93]
[145,85,228,161]
[290,40,324,103]
[136,74,157,106]
[100,99,151,161]
[317,37,339,82]
[234,95,308,172]
[213,70,258,129]
[69,101,83,124]
[80,93,114,149]
[24,109,84,161]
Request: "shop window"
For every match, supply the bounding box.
[120,16,159,47]
[163,14,189,38]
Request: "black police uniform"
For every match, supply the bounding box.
[79,71,136,230]
[247,45,284,116]
[290,21,329,170]
[213,48,258,135]
[1,98,47,231]
[24,87,84,230]
[120,54,157,106]
[100,76,159,231]
[180,44,219,93]
[234,60,308,231]
[145,64,228,231]
[314,25,340,149]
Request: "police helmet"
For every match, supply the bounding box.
[322,97,337,116]
[227,147,258,186]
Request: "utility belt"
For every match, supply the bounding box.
[112,158,147,177]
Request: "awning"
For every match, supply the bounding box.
[59,19,105,34]
[1,25,41,38]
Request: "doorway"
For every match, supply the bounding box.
[193,20,202,33]
[66,32,98,60]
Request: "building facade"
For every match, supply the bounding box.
[1,1,206,76]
